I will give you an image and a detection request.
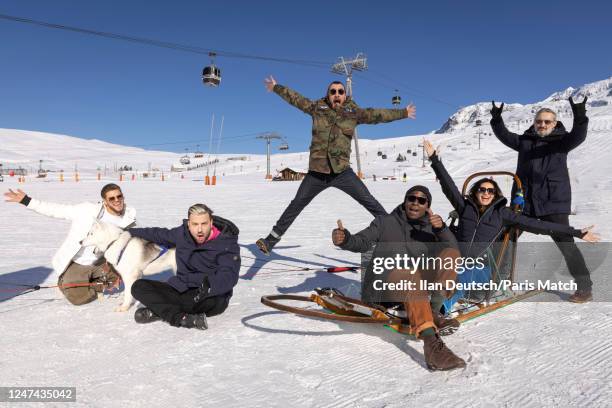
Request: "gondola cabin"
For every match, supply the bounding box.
[202,65,221,87]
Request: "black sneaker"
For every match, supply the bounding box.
[134,308,161,324]
[179,313,208,330]
[256,233,281,256]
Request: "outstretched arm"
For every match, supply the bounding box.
[564,96,589,151]
[5,189,83,220]
[490,101,520,151]
[265,75,315,114]
[335,217,383,253]
[130,226,179,248]
[424,140,465,212]
[501,209,599,241]
[356,103,414,124]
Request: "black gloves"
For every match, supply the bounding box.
[490,101,504,120]
[332,228,350,246]
[569,96,588,118]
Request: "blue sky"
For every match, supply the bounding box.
[1,0,611,154]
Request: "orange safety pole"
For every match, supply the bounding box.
[119,174,124,182]
[211,175,217,185]
[75,172,79,182]
[97,172,101,181]
[60,172,64,182]
[205,175,210,185]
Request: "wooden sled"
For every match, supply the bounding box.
[261,171,543,332]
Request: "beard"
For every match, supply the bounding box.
[536,127,554,137]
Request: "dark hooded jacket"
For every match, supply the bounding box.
[490,113,588,217]
[340,203,458,301]
[429,154,584,258]
[129,216,240,299]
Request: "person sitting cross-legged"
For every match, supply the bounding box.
[128,204,240,330]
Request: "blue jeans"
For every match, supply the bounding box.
[443,265,492,313]
[271,168,386,236]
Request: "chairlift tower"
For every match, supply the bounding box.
[331,53,367,178]
[257,132,282,179]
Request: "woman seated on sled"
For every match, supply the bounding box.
[422,139,600,309]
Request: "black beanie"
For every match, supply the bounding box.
[405,185,432,207]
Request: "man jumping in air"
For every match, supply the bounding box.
[257,76,416,254]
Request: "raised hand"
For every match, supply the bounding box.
[423,139,436,158]
[491,101,504,119]
[4,189,26,203]
[569,96,588,117]
[580,225,600,243]
[426,208,444,229]
[405,103,416,119]
[332,219,347,246]
[264,75,277,92]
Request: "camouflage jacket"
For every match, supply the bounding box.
[274,84,408,173]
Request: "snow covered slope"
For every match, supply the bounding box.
[1,76,611,407]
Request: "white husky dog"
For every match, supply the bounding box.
[81,219,177,311]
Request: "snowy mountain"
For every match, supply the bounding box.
[436,76,612,133]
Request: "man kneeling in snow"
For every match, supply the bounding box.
[333,186,466,371]
[128,203,240,330]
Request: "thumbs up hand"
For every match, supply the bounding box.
[427,208,444,229]
[332,219,349,246]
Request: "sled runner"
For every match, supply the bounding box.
[261,171,543,332]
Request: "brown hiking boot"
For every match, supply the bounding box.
[568,289,593,303]
[433,313,460,336]
[423,334,466,371]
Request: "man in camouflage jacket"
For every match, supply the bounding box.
[257,76,416,254]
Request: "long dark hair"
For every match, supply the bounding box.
[468,177,504,208]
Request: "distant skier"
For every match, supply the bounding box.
[257,76,416,254]
[490,97,595,302]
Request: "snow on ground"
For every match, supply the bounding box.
[1,77,612,407]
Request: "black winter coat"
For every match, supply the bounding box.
[340,204,458,301]
[430,154,584,258]
[490,114,588,217]
[130,216,240,298]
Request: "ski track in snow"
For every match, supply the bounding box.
[1,77,612,407]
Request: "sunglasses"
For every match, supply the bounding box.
[329,88,345,95]
[477,187,496,194]
[106,194,124,202]
[535,119,555,125]
[406,195,428,205]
